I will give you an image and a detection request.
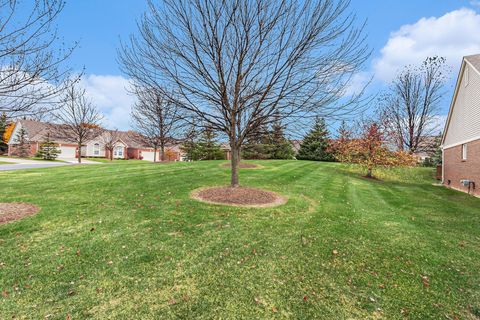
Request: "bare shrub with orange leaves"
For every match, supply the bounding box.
[334,120,416,179]
[3,122,14,143]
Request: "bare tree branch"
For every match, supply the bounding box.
[379,56,449,153]
[0,0,78,118]
[53,81,102,163]
[100,129,122,161]
[119,0,370,186]
[131,85,187,161]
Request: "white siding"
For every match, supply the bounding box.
[85,141,106,157]
[444,62,480,148]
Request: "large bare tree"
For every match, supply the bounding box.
[131,86,186,162]
[0,0,76,118]
[54,82,102,163]
[120,0,369,187]
[379,56,448,153]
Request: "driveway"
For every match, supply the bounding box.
[0,157,101,171]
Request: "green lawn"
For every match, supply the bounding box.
[0,161,9,165]
[0,161,479,319]
[84,157,147,163]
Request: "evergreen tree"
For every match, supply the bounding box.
[426,134,442,166]
[15,127,30,158]
[198,126,224,160]
[297,117,334,161]
[36,133,60,160]
[181,123,202,161]
[242,124,271,159]
[268,115,294,159]
[0,113,8,154]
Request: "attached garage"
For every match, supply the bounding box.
[58,146,76,159]
[141,150,159,162]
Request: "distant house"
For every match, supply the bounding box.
[289,140,302,155]
[412,136,438,163]
[441,54,480,196]
[7,119,183,161]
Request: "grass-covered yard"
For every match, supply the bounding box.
[0,160,479,319]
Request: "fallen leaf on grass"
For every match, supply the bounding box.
[332,250,338,256]
[421,275,429,287]
[2,290,8,297]
[76,249,81,256]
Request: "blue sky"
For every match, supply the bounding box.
[53,0,480,129]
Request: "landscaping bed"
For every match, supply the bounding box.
[191,186,286,207]
[0,202,40,224]
[221,162,261,169]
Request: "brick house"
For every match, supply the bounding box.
[7,119,183,161]
[442,54,480,196]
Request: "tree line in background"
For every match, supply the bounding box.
[0,0,446,182]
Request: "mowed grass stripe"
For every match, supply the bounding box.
[0,161,479,319]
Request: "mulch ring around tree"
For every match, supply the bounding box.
[220,162,263,169]
[191,186,287,208]
[0,203,40,225]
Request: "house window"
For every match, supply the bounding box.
[464,66,469,87]
[114,146,123,157]
[93,143,100,156]
[462,144,467,161]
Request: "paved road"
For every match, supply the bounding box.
[0,162,70,171]
[0,157,101,171]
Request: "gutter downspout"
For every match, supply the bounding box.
[441,146,445,184]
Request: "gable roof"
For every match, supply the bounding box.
[9,120,148,148]
[9,119,78,145]
[8,119,186,150]
[441,54,480,146]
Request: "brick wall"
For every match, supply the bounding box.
[443,139,480,196]
[8,143,38,157]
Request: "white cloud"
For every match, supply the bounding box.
[374,8,480,82]
[343,72,372,96]
[80,74,136,130]
[471,0,480,8]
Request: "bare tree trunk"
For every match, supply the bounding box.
[110,148,113,161]
[366,167,373,178]
[77,142,82,164]
[160,142,165,162]
[154,147,157,162]
[230,144,240,188]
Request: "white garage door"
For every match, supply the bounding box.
[58,146,76,159]
[142,151,158,162]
